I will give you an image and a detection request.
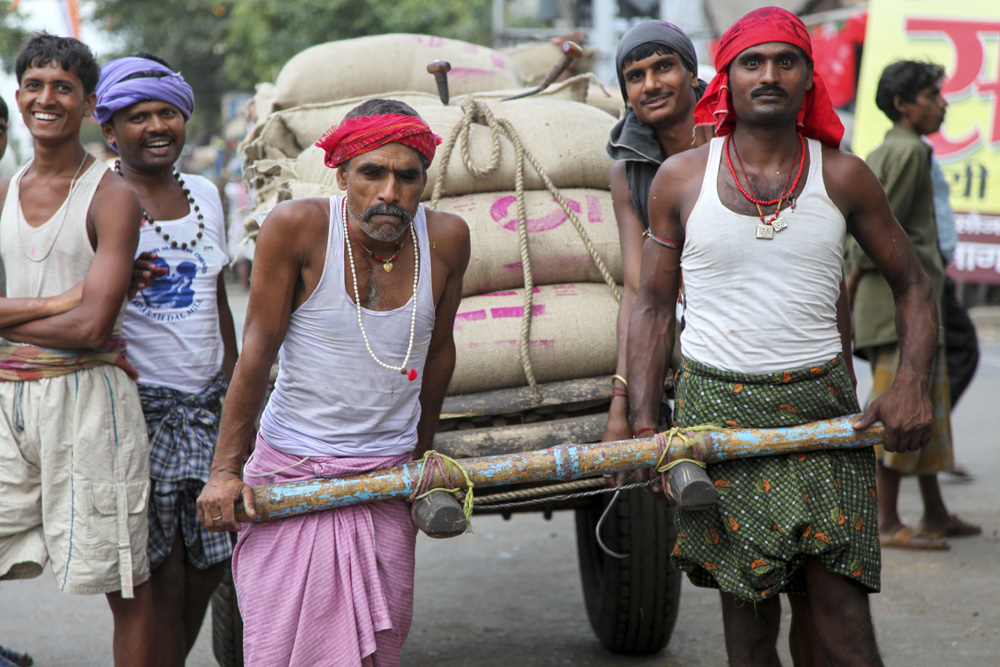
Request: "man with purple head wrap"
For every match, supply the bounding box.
[97,52,238,667]
[94,55,195,126]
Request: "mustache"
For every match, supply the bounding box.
[362,204,412,225]
[751,85,788,98]
[142,133,174,145]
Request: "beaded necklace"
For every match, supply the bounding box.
[342,197,420,380]
[344,215,409,272]
[115,160,206,250]
[724,134,805,239]
[15,153,89,262]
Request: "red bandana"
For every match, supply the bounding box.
[693,6,844,148]
[315,113,442,169]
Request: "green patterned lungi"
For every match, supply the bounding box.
[671,355,880,601]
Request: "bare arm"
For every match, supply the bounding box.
[626,156,692,437]
[413,213,471,459]
[604,162,646,443]
[0,283,83,330]
[197,200,325,532]
[0,173,141,347]
[826,149,936,452]
[216,273,239,383]
[835,277,857,389]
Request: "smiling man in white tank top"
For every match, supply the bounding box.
[0,34,154,666]
[197,99,470,666]
[626,8,938,666]
[95,52,240,667]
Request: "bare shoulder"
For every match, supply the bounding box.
[610,160,627,188]
[93,166,142,213]
[259,197,330,238]
[664,142,711,172]
[656,142,711,187]
[821,146,881,213]
[425,208,471,271]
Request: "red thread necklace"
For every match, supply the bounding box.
[345,212,409,272]
[724,134,804,239]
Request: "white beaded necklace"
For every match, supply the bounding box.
[14,153,89,263]
[342,197,420,379]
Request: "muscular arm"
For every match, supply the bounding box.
[216,274,239,383]
[198,199,326,531]
[413,213,471,459]
[826,149,936,451]
[604,162,646,442]
[0,173,141,347]
[626,155,694,436]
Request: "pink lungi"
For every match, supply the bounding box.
[233,433,416,666]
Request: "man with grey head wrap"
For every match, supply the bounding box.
[602,21,712,447]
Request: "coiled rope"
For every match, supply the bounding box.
[428,97,621,402]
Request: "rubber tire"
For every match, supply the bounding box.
[575,488,682,655]
[211,560,244,667]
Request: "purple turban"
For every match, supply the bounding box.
[94,56,195,125]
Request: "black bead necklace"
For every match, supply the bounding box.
[115,159,206,250]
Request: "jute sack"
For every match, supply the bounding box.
[502,43,598,86]
[243,78,598,165]
[290,98,615,199]
[273,34,523,110]
[241,92,442,163]
[448,283,618,395]
[433,189,621,296]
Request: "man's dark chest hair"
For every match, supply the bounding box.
[714,152,813,217]
[344,251,417,311]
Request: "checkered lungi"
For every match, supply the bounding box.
[140,372,233,570]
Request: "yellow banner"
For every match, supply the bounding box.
[854,0,1000,215]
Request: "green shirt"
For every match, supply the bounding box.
[847,126,945,351]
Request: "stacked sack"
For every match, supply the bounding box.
[241,34,624,397]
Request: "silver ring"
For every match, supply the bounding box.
[212,515,223,521]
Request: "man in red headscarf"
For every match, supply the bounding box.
[197,98,470,665]
[627,7,937,665]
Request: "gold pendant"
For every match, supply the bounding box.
[771,217,787,232]
[755,225,774,240]
[383,262,393,272]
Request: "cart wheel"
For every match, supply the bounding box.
[575,488,682,655]
[211,558,244,667]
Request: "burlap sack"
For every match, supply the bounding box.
[273,34,523,110]
[586,81,624,118]
[434,189,621,295]
[285,98,614,199]
[448,283,619,395]
[502,43,599,86]
[242,93,442,163]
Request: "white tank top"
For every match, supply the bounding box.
[679,137,845,374]
[0,158,127,343]
[259,196,436,457]
[121,174,230,393]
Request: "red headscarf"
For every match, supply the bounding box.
[694,6,844,148]
[316,113,442,168]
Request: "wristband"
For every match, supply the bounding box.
[611,388,629,398]
[633,427,656,438]
[611,373,628,388]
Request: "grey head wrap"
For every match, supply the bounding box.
[606,21,705,228]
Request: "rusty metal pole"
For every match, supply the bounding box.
[234,416,884,522]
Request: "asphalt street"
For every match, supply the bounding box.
[1,288,997,666]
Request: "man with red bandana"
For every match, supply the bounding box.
[627,7,937,665]
[197,98,470,665]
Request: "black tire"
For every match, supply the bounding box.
[211,559,244,667]
[575,488,682,655]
